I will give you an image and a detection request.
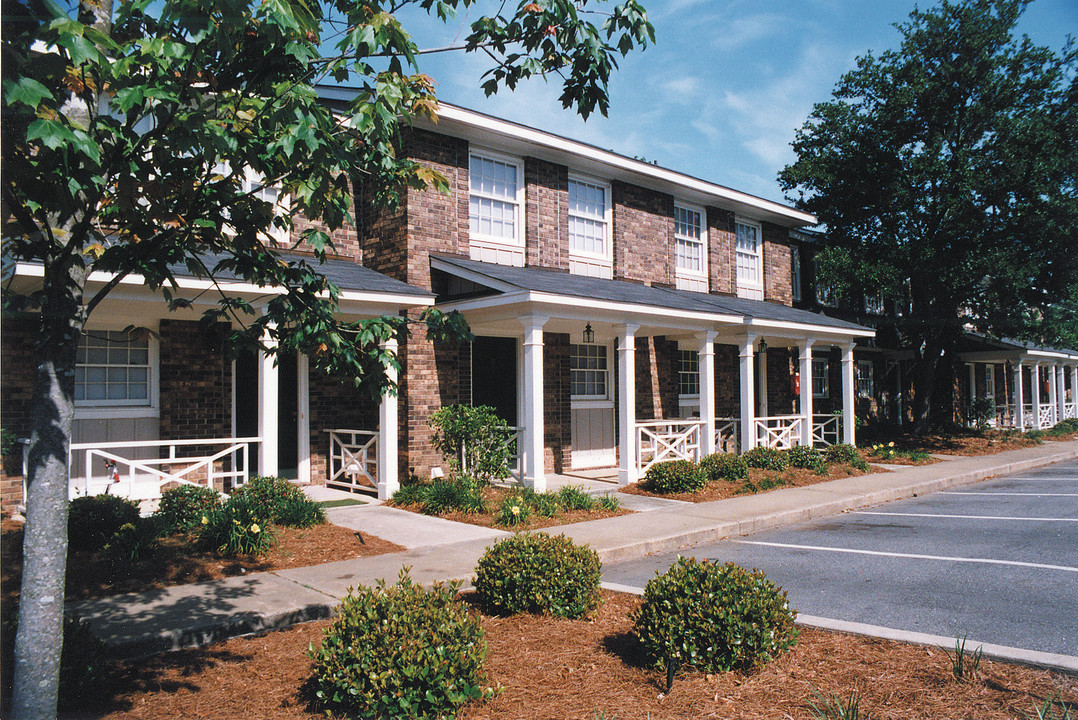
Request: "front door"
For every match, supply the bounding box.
[570,343,615,468]
[472,336,517,424]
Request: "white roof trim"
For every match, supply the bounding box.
[746,318,875,338]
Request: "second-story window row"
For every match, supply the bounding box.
[469,153,521,244]
[568,179,609,257]
[674,205,704,274]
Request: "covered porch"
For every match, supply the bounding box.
[432,255,873,491]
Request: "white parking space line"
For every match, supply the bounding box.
[731,540,1078,573]
[852,511,1078,522]
[939,492,1078,497]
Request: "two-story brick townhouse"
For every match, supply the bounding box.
[788,230,1078,431]
[329,89,876,495]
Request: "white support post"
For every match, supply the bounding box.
[1071,365,1078,419]
[1014,362,1025,430]
[376,337,399,499]
[895,360,904,426]
[522,316,548,491]
[799,341,814,446]
[1056,364,1066,425]
[297,354,311,485]
[739,335,757,453]
[1032,363,1043,429]
[698,331,717,457]
[756,343,769,417]
[617,324,639,485]
[841,343,856,445]
[968,363,977,419]
[258,329,279,477]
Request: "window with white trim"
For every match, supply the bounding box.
[674,204,707,291]
[568,177,612,277]
[812,358,830,398]
[216,164,291,245]
[75,330,152,406]
[678,349,700,396]
[735,219,763,298]
[469,152,523,265]
[856,360,874,398]
[985,364,996,399]
[570,344,609,399]
[864,290,884,315]
[791,245,802,302]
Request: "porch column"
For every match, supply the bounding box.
[1031,363,1042,429]
[522,316,548,491]
[1014,362,1025,430]
[1047,364,1058,425]
[297,354,311,484]
[895,360,904,426]
[798,341,814,446]
[1056,364,1066,424]
[1071,365,1078,419]
[756,343,769,417]
[841,342,856,445]
[698,331,718,457]
[739,335,757,452]
[258,329,279,476]
[968,363,977,411]
[617,324,639,485]
[376,337,399,500]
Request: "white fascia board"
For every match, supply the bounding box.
[745,317,875,339]
[1027,349,1075,361]
[427,105,816,228]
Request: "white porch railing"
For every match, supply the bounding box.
[1066,402,1077,421]
[327,429,378,492]
[753,415,802,450]
[636,419,702,475]
[812,414,841,447]
[715,418,740,453]
[462,426,522,482]
[54,437,260,501]
[1039,405,1055,429]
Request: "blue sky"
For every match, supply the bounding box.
[393,0,1077,207]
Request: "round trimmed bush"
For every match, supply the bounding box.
[474,532,602,618]
[68,494,141,552]
[631,556,799,674]
[231,475,325,528]
[741,446,789,471]
[699,452,748,482]
[155,484,223,535]
[198,493,275,556]
[308,571,493,719]
[787,445,826,473]
[824,443,870,470]
[643,459,707,494]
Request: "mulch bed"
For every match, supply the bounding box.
[621,464,883,503]
[864,429,1055,457]
[1,521,404,604]
[63,591,1077,720]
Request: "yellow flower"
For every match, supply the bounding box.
[511,506,520,516]
[201,515,209,525]
[888,441,895,447]
[250,523,260,534]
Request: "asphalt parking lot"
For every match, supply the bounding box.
[604,459,1078,658]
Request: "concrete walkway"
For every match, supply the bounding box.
[70,439,1078,658]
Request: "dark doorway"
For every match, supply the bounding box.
[235,349,259,475]
[472,336,517,424]
[277,353,299,479]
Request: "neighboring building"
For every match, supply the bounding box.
[2,96,882,511]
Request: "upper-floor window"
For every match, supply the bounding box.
[216,164,291,246]
[568,177,612,278]
[864,290,884,315]
[735,219,763,299]
[790,245,802,302]
[570,344,609,399]
[675,204,707,292]
[75,330,153,406]
[812,357,829,398]
[814,258,837,307]
[856,360,874,398]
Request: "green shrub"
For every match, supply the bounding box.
[642,460,707,494]
[699,452,748,482]
[429,404,516,483]
[496,493,531,527]
[474,532,602,619]
[1025,429,1045,441]
[308,570,494,719]
[529,491,560,518]
[68,494,141,553]
[155,484,223,535]
[742,446,789,471]
[787,445,827,473]
[198,493,275,556]
[422,478,486,515]
[631,557,799,675]
[102,520,159,569]
[596,494,620,511]
[1047,419,1078,437]
[824,443,860,465]
[231,476,325,528]
[556,484,597,511]
[391,483,430,506]
[739,473,789,494]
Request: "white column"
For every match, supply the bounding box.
[1056,364,1066,424]
[739,334,757,452]
[895,360,904,427]
[841,343,856,445]
[258,330,279,477]
[1071,365,1078,419]
[756,343,769,417]
[376,337,399,499]
[799,341,814,446]
[1014,362,1025,430]
[968,363,977,404]
[522,316,547,491]
[698,331,717,457]
[617,324,639,485]
[297,354,311,484]
[1031,363,1042,429]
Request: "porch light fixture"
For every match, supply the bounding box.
[759,337,768,353]
[582,323,595,344]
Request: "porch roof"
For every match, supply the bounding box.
[955,332,1078,364]
[430,254,873,340]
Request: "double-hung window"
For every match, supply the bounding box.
[864,290,884,315]
[469,151,524,265]
[856,360,874,398]
[812,358,830,398]
[984,364,996,400]
[75,330,153,406]
[570,344,609,399]
[568,177,612,278]
[675,204,707,292]
[735,219,763,299]
[791,245,802,301]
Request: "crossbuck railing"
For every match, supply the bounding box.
[715,418,740,453]
[812,414,841,447]
[327,429,378,492]
[59,437,260,501]
[753,415,802,450]
[460,426,522,482]
[637,419,702,475]
[1039,405,1055,429]
[1066,402,1077,421]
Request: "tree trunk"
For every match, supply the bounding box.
[910,332,945,437]
[11,264,86,720]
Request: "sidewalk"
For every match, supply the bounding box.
[70,439,1078,658]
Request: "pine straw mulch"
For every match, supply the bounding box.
[391,485,630,531]
[620,463,885,504]
[65,591,1076,720]
[862,429,1070,457]
[1,520,404,604]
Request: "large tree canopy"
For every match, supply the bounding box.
[778,0,1077,432]
[1,0,654,716]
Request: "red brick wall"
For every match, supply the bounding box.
[158,321,231,441]
[635,337,680,420]
[714,344,741,417]
[612,181,675,286]
[708,208,737,296]
[763,222,792,305]
[307,371,379,483]
[1,316,37,510]
[765,348,797,414]
[290,188,361,261]
[526,158,569,270]
[544,332,571,472]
